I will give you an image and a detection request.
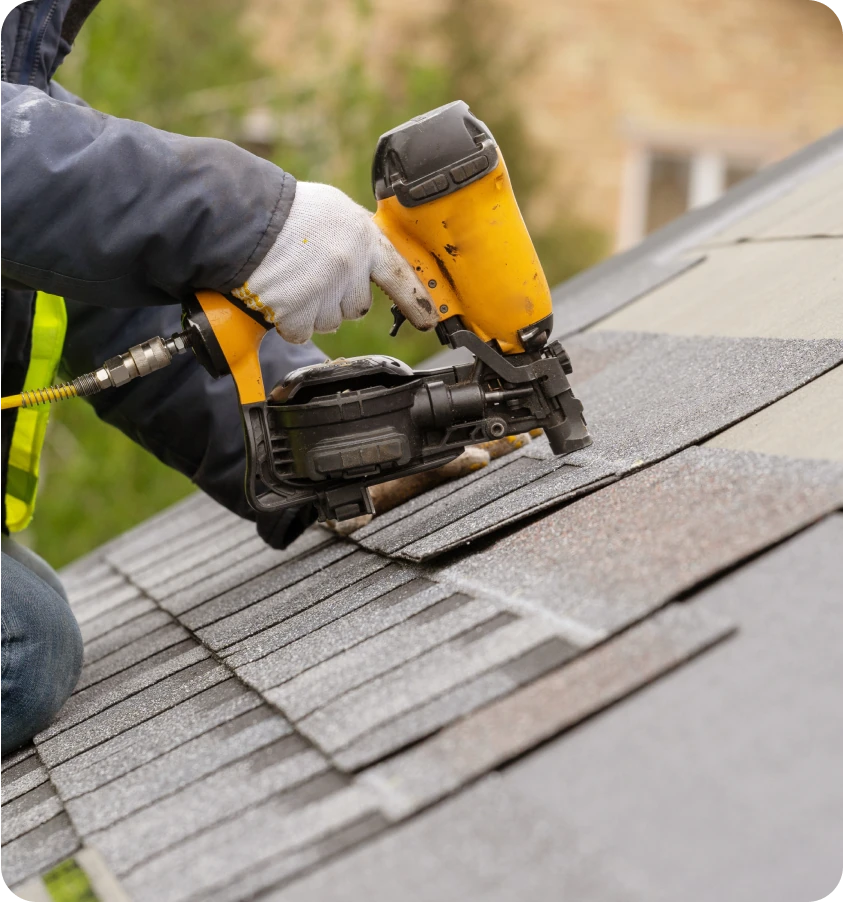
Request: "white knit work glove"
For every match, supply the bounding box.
[232,182,438,344]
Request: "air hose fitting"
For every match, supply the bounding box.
[0,333,192,411]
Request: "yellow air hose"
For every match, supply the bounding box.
[1,383,79,410]
[1,333,191,411]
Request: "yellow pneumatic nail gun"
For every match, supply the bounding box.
[3,101,591,522]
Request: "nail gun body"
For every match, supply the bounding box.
[233,324,589,521]
[183,101,592,522]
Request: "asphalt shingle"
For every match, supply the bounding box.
[193,549,388,651]
[158,528,335,615]
[178,540,352,631]
[78,595,155,644]
[81,609,172,665]
[127,519,259,594]
[75,622,189,692]
[333,636,579,772]
[594,240,843,339]
[72,583,148,625]
[1,782,64,845]
[231,578,449,687]
[297,615,562,756]
[309,516,843,902]
[101,494,235,570]
[88,735,330,876]
[36,660,231,767]
[48,679,261,799]
[38,639,210,740]
[699,157,843,243]
[1,753,49,805]
[266,593,502,720]
[121,778,383,902]
[1,813,79,889]
[358,331,843,561]
[438,447,843,637]
[221,563,422,670]
[705,364,843,461]
[356,597,733,820]
[64,705,293,833]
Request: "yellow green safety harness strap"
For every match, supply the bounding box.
[4,292,67,532]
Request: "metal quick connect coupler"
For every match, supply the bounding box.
[1,333,192,411]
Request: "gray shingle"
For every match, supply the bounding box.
[352,441,550,541]
[65,568,125,605]
[357,598,733,819]
[91,739,331,876]
[297,615,561,755]
[267,594,501,721]
[2,744,36,772]
[158,527,335,615]
[705,364,843,462]
[140,534,265,600]
[368,332,843,561]
[222,564,421,670]
[333,637,579,772]
[179,540,352,631]
[39,639,210,740]
[49,679,260,799]
[71,582,144,625]
[65,706,294,833]
[551,254,704,338]
[231,578,448,686]
[397,466,617,562]
[60,559,112,596]
[1,782,64,845]
[202,813,389,902]
[0,813,79,888]
[262,773,629,902]
[36,660,230,767]
[121,779,382,902]
[356,455,611,556]
[594,240,843,340]
[326,518,843,902]
[1,754,49,805]
[78,595,155,644]
[82,609,172,666]
[699,158,843,244]
[438,447,843,636]
[75,622,188,692]
[102,493,231,569]
[129,519,259,593]
[109,517,238,578]
[194,550,388,652]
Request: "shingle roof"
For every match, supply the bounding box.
[4,128,842,901]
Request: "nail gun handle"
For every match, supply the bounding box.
[187,290,271,404]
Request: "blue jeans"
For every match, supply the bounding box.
[1,537,83,755]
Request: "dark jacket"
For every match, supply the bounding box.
[1,0,323,537]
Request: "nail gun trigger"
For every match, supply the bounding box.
[389,304,407,337]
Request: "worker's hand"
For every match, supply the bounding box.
[232,182,438,344]
[325,431,539,536]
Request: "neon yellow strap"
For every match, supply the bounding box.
[5,293,67,532]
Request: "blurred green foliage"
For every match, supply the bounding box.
[43,856,99,902]
[24,0,606,568]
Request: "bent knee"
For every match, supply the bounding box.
[2,559,83,752]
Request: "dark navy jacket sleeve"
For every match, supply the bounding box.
[1,81,296,305]
[60,300,324,520]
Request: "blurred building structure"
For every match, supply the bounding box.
[247,0,843,249]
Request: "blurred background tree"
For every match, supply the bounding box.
[27,0,606,568]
